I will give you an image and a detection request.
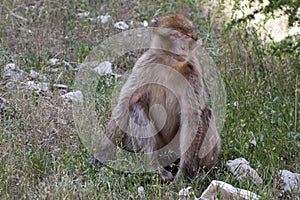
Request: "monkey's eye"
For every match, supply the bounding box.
[170,32,182,38]
[186,33,197,41]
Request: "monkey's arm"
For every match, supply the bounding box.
[129,91,175,182]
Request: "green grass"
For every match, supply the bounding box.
[0,0,299,199]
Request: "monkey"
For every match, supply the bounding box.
[95,14,221,182]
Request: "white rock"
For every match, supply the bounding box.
[114,21,129,30]
[233,101,239,107]
[3,69,15,79]
[151,18,158,24]
[49,58,59,65]
[10,12,27,21]
[279,169,300,193]
[30,70,47,81]
[143,20,149,27]
[3,63,18,79]
[226,157,263,184]
[62,91,83,103]
[93,61,113,75]
[137,186,145,198]
[53,84,68,89]
[200,180,260,200]
[77,11,90,18]
[5,63,16,70]
[178,186,196,200]
[3,68,26,81]
[26,81,50,92]
[98,14,111,24]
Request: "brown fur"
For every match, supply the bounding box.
[96,15,221,182]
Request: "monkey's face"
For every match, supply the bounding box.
[157,29,197,57]
[169,30,197,56]
[152,14,198,57]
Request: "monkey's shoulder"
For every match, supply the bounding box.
[136,49,196,75]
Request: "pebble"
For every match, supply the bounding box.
[226,157,263,184]
[114,21,129,30]
[62,91,83,103]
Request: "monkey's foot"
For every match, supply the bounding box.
[160,169,174,182]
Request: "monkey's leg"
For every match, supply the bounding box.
[173,99,202,183]
[174,107,221,183]
[174,128,203,183]
[143,138,174,182]
[196,108,221,170]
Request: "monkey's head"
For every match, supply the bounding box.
[151,15,198,56]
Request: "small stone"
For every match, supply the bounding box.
[178,186,194,200]
[53,84,68,89]
[151,18,158,24]
[143,20,148,27]
[233,101,239,107]
[5,63,16,70]
[93,61,113,75]
[279,169,300,193]
[77,11,90,18]
[114,21,129,30]
[98,14,111,24]
[137,186,145,198]
[30,70,47,81]
[26,81,50,92]
[226,157,263,184]
[130,20,134,26]
[62,91,83,103]
[3,64,27,81]
[3,63,19,80]
[200,180,260,200]
[3,69,15,79]
[10,12,27,21]
[49,58,59,65]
